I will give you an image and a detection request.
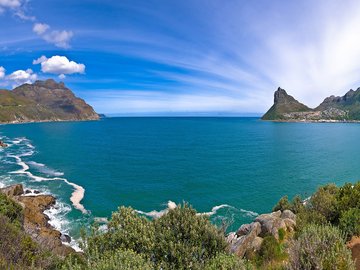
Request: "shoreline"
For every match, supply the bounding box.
[0,184,77,256]
[261,119,360,123]
[0,118,100,126]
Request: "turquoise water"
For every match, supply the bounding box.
[1,117,360,244]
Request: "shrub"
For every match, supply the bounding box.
[288,224,354,270]
[336,182,360,214]
[204,253,253,270]
[153,203,228,269]
[80,204,228,270]
[273,196,292,212]
[273,195,304,214]
[309,184,338,222]
[258,235,284,263]
[0,192,23,226]
[339,208,360,240]
[85,206,155,256]
[0,214,59,269]
[62,249,152,270]
[295,209,327,234]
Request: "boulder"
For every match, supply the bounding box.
[0,184,24,197]
[228,222,261,258]
[236,222,261,237]
[60,234,71,243]
[281,209,296,221]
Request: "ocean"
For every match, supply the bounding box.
[1,117,360,248]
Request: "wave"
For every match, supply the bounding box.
[28,161,64,177]
[135,201,177,218]
[5,139,88,214]
[136,202,258,219]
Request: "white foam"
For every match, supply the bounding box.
[28,161,64,177]
[136,200,177,218]
[7,143,88,214]
[197,204,233,216]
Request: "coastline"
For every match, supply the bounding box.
[261,119,360,123]
[0,184,77,256]
[0,118,100,126]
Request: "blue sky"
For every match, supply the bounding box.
[1,0,360,115]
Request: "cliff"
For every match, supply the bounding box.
[0,79,99,123]
[262,87,360,121]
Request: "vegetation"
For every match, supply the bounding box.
[0,194,60,269]
[2,181,360,269]
[288,224,354,270]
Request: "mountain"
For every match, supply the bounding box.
[261,88,312,120]
[0,79,99,123]
[262,87,360,121]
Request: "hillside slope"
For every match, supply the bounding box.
[0,79,99,123]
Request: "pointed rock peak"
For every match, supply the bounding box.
[274,87,291,103]
[34,79,66,89]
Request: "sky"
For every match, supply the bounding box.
[1,0,360,115]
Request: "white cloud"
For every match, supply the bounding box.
[32,55,47,65]
[58,74,66,80]
[33,23,49,35]
[0,0,21,9]
[7,69,37,86]
[34,55,85,76]
[32,23,73,48]
[0,66,5,79]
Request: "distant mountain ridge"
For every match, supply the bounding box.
[0,79,99,123]
[262,87,360,121]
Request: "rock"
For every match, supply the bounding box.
[228,222,261,258]
[255,210,294,240]
[0,141,7,148]
[0,184,24,196]
[281,209,296,221]
[60,234,71,243]
[236,222,261,237]
[17,195,74,256]
[25,189,32,194]
[34,190,40,194]
[251,236,264,252]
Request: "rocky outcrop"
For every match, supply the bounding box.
[227,210,296,258]
[0,140,7,148]
[0,184,74,256]
[262,86,360,121]
[0,184,24,196]
[347,236,360,270]
[0,79,99,123]
[262,88,312,120]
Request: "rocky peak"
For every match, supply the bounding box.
[33,79,66,90]
[274,87,289,103]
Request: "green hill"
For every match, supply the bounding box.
[0,79,99,123]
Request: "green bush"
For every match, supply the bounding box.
[85,206,155,256]
[336,182,360,214]
[62,249,152,270]
[309,184,338,223]
[273,195,304,214]
[258,235,284,263]
[204,253,253,270]
[339,208,360,240]
[288,224,354,270]
[0,214,59,269]
[273,196,292,212]
[80,204,228,270]
[153,203,228,269]
[0,192,23,226]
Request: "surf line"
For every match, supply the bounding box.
[8,152,88,214]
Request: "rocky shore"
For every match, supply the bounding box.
[227,209,296,258]
[0,184,74,257]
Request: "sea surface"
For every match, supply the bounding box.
[1,117,360,247]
